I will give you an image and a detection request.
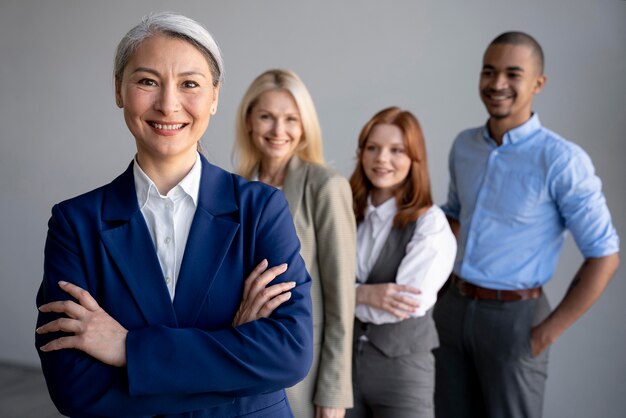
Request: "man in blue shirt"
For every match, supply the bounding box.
[434,31,620,418]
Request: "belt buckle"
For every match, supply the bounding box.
[455,279,468,297]
[456,279,477,299]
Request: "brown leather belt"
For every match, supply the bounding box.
[452,274,541,301]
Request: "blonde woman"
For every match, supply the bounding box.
[234,69,356,418]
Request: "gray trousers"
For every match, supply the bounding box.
[346,340,435,418]
[433,284,551,418]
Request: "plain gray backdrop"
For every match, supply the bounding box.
[0,1,624,417]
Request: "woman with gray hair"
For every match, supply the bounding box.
[35,12,313,417]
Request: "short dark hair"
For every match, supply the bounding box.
[489,31,544,73]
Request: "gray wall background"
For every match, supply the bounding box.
[1,1,624,416]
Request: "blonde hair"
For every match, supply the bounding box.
[234,69,324,178]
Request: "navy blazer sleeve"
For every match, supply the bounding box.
[35,168,313,417]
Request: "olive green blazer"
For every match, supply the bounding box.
[282,157,356,412]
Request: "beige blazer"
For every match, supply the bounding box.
[281,157,356,414]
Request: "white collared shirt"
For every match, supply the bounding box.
[133,153,201,300]
[356,197,456,324]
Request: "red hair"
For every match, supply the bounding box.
[349,107,433,228]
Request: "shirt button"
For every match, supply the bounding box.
[164,237,172,244]
[165,276,171,284]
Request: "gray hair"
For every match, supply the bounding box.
[114,12,224,86]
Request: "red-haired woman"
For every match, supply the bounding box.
[346,107,456,418]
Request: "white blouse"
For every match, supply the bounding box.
[356,197,456,324]
[133,153,201,300]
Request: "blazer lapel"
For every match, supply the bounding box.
[173,157,240,327]
[282,156,307,218]
[99,162,178,327]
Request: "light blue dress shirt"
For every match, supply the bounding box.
[442,114,619,290]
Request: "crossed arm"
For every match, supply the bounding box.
[35,190,312,417]
[37,260,295,367]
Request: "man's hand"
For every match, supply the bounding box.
[529,253,619,357]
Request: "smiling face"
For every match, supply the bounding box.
[361,123,412,206]
[479,43,545,135]
[115,34,220,166]
[246,89,303,169]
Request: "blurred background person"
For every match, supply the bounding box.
[434,32,620,418]
[233,69,356,418]
[347,107,456,418]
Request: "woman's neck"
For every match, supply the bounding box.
[370,188,395,207]
[258,157,290,187]
[136,152,197,195]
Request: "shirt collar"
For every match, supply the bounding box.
[177,153,202,206]
[133,153,202,209]
[133,159,153,210]
[365,195,397,222]
[483,113,542,146]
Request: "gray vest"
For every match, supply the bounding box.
[354,221,439,357]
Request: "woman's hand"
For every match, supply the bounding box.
[36,281,128,367]
[233,259,296,326]
[315,406,345,418]
[356,283,421,319]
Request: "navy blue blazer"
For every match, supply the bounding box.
[35,156,313,417]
